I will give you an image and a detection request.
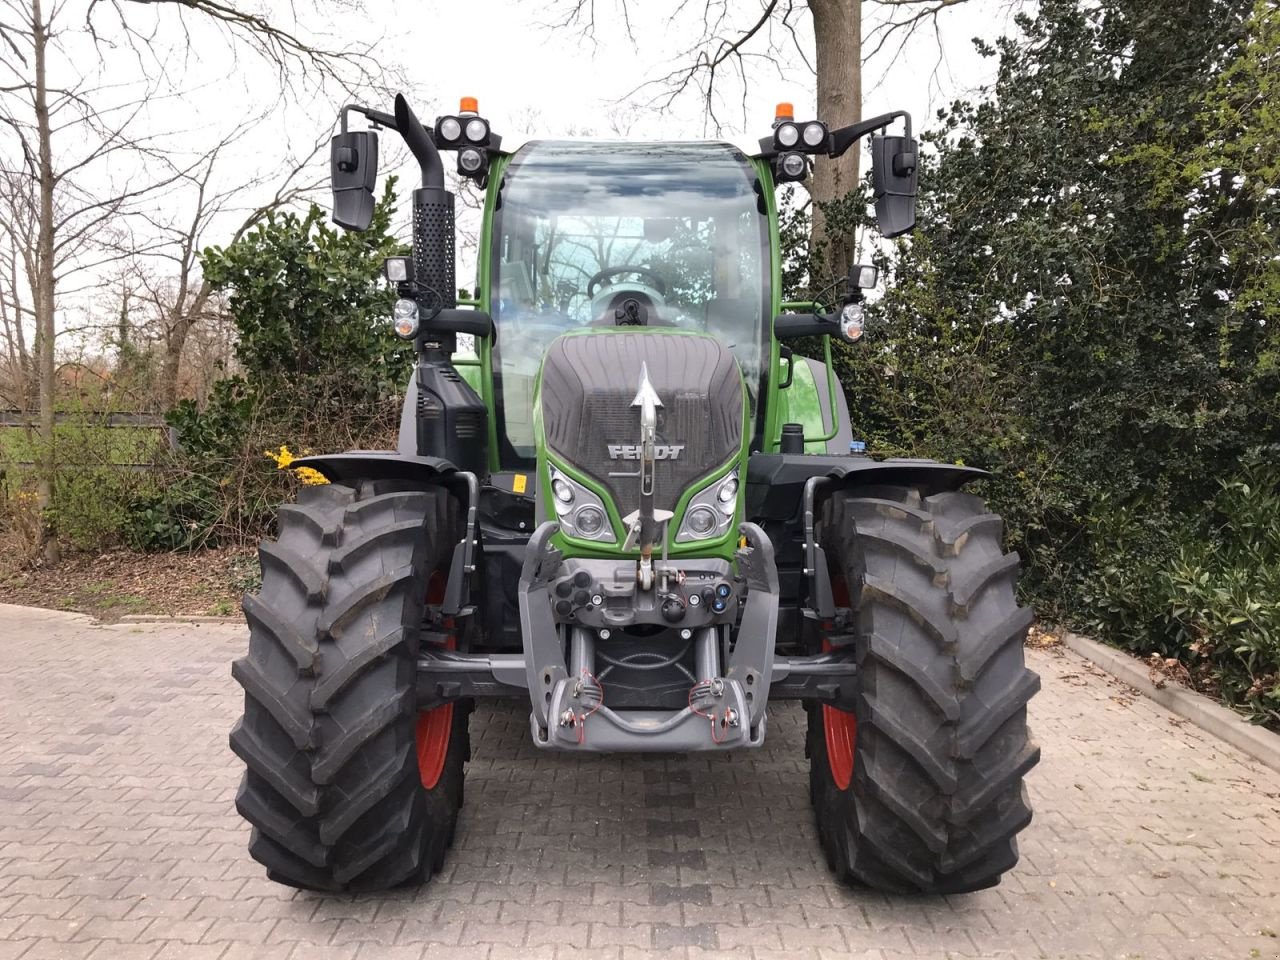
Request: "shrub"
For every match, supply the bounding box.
[134,183,412,547]
[0,484,43,572]
[1164,458,1280,725]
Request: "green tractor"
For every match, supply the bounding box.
[230,93,1040,895]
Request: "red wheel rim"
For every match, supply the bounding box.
[416,571,454,791]
[415,703,454,790]
[823,574,857,791]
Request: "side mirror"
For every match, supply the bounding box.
[870,134,918,238]
[330,130,379,231]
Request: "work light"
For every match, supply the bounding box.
[458,147,487,178]
[465,118,488,143]
[437,116,461,142]
[775,151,807,183]
[383,256,412,283]
[802,121,828,148]
[775,122,800,149]
[852,264,879,289]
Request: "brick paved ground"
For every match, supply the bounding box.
[1,604,1277,960]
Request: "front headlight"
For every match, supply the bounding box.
[675,467,739,543]
[549,468,616,543]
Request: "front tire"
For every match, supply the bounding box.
[808,486,1040,894]
[230,480,467,891]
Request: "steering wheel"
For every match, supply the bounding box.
[586,265,667,299]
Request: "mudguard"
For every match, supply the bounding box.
[292,451,456,486]
[745,452,986,521]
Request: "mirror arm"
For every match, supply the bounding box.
[340,104,405,134]
[432,308,493,339]
[827,110,912,159]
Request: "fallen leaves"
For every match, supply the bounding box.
[1147,653,1192,689]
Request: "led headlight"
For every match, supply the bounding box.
[775,122,800,148]
[455,146,483,176]
[392,298,419,339]
[549,468,615,543]
[715,475,738,512]
[676,467,739,543]
[802,121,827,147]
[686,505,718,536]
[574,505,606,536]
[775,151,808,183]
[465,118,488,143]
[437,116,461,142]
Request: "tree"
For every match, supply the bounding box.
[126,128,327,409]
[150,184,410,547]
[198,181,411,408]
[0,0,389,559]
[826,0,1279,715]
[0,0,195,560]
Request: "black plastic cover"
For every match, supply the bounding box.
[540,332,743,518]
[330,130,379,231]
[871,134,919,238]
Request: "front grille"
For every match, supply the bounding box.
[539,332,743,517]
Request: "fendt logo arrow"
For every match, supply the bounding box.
[608,444,685,460]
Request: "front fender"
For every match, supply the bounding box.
[745,452,986,520]
[292,451,457,487]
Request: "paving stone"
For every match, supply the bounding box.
[0,613,1278,960]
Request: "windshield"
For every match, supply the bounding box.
[489,140,768,466]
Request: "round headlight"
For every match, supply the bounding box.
[685,505,719,538]
[465,118,487,142]
[459,148,484,172]
[552,478,575,505]
[802,122,826,147]
[776,122,799,147]
[573,505,606,536]
[392,298,418,339]
[781,153,806,178]
[438,117,461,141]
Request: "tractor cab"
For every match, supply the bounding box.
[488,140,769,467]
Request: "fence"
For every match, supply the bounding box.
[0,414,174,499]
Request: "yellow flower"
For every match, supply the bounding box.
[295,467,329,486]
[266,445,296,469]
[265,445,328,485]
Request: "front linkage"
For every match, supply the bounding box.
[417,517,861,750]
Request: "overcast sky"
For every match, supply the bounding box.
[9,0,1030,340]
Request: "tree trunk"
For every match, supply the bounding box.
[31,0,60,563]
[158,279,211,410]
[808,0,862,283]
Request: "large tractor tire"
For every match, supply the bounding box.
[230,480,467,891]
[807,486,1040,894]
